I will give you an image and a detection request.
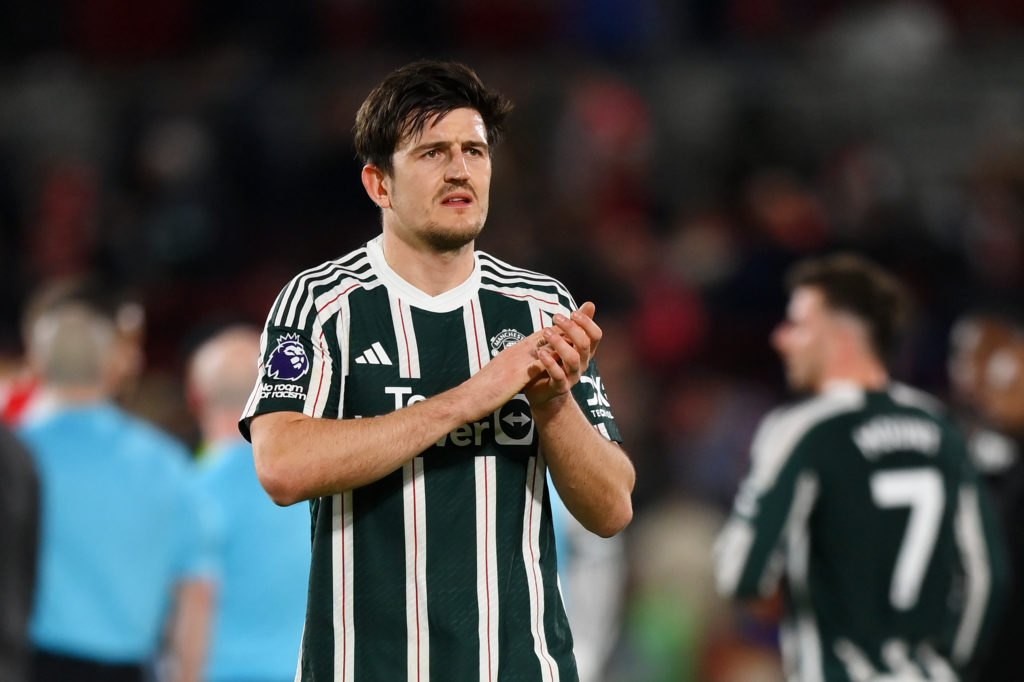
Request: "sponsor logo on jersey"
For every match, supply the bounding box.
[386,386,534,448]
[267,334,310,381]
[489,328,525,357]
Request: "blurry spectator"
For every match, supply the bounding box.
[18,299,210,682]
[1,276,145,427]
[947,311,1019,477]
[548,479,626,682]
[187,326,309,682]
[0,423,38,682]
[715,254,1007,681]
[970,331,1024,682]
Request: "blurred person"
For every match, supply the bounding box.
[969,332,1024,682]
[947,311,1019,477]
[1,276,145,427]
[19,300,210,682]
[0,422,39,682]
[548,479,627,682]
[714,253,1008,681]
[187,325,309,682]
[243,60,635,680]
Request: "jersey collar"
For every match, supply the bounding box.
[366,234,482,313]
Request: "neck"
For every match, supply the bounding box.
[200,411,246,446]
[380,230,475,296]
[817,357,889,393]
[48,384,109,405]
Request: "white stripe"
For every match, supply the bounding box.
[371,341,392,365]
[288,255,372,328]
[403,458,429,680]
[952,485,991,665]
[279,253,370,327]
[464,297,491,374]
[480,283,569,315]
[596,423,611,440]
[363,349,380,364]
[786,474,823,682]
[389,296,421,379]
[712,517,756,596]
[242,328,270,419]
[475,456,499,681]
[747,389,863,494]
[332,493,354,682]
[522,456,560,682]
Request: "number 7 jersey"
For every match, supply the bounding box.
[714,382,1008,682]
[240,235,621,682]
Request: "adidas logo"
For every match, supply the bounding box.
[354,342,393,366]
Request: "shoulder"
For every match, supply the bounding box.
[269,244,379,328]
[117,409,193,463]
[750,387,866,470]
[476,250,577,309]
[886,382,947,418]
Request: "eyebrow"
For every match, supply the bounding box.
[407,139,490,155]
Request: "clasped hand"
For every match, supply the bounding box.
[524,301,601,407]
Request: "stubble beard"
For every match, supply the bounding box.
[420,215,486,253]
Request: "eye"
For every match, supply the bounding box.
[424,149,440,159]
[466,147,485,157]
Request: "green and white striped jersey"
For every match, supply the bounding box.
[241,235,621,682]
[715,382,1008,682]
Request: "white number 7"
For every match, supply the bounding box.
[870,469,944,610]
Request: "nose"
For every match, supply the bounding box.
[444,149,471,181]
[771,322,788,353]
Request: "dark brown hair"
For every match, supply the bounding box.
[354,60,513,175]
[786,253,910,360]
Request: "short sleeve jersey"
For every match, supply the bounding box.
[715,383,1007,682]
[241,236,621,682]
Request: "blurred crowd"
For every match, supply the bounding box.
[2,0,1024,680]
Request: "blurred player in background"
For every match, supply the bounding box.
[1,276,145,427]
[0,422,38,682]
[548,480,627,682]
[19,298,209,682]
[243,60,634,680]
[187,325,309,682]
[968,330,1024,681]
[715,253,1007,682]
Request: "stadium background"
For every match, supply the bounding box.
[1,1,1022,679]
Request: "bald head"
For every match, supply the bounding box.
[188,326,262,419]
[29,303,117,390]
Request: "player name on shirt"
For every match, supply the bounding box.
[853,416,941,459]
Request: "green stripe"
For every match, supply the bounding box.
[302,496,335,681]
[424,451,480,680]
[352,471,408,681]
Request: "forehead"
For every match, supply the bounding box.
[398,107,487,149]
[787,286,827,321]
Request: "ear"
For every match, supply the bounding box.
[361,164,392,209]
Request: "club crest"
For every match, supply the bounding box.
[267,334,310,381]
[490,328,525,357]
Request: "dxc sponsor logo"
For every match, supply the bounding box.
[385,387,534,447]
[580,375,613,420]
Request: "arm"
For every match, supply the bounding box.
[164,578,214,682]
[526,303,635,537]
[252,329,549,505]
[714,410,811,599]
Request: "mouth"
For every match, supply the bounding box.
[440,192,474,207]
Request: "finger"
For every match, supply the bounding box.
[543,327,581,375]
[538,347,568,386]
[570,303,602,354]
[551,313,590,355]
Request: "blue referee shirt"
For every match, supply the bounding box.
[20,401,211,663]
[197,438,309,682]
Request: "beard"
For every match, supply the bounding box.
[419,217,485,253]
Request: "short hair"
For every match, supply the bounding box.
[354,60,514,175]
[786,253,910,360]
